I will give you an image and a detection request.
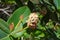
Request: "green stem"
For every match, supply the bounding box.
[15,20,22,29]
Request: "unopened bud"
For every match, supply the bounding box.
[9,22,14,31]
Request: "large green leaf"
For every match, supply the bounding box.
[7,6,31,27]
[0,29,7,39]
[0,19,10,34]
[7,6,31,38]
[0,19,10,39]
[0,19,9,29]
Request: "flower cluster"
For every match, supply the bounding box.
[27,13,39,29]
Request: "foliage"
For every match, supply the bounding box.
[0,0,60,40]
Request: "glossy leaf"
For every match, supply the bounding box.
[7,6,31,27]
[7,6,30,38]
[0,19,10,33]
[0,19,10,39]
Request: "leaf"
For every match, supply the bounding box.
[11,22,26,38]
[54,0,60,10]
[12,30,26,38]
[0,19,10,39]
[7,6,30,38]
[0,19,10,34]
[30,0,39,4]
[7,6,31,27]
[6,0,15,4]
[55,32,60,39]
[23,32,30,38]
[0,36,12,40]
[0,29,7,39]
[38,33,45,37]
[35,30,41,36]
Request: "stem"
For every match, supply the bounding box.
[21,37,24,40]
[18,37,20,40]
[15,20,22,29]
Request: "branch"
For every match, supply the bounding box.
[0,9,10,16]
